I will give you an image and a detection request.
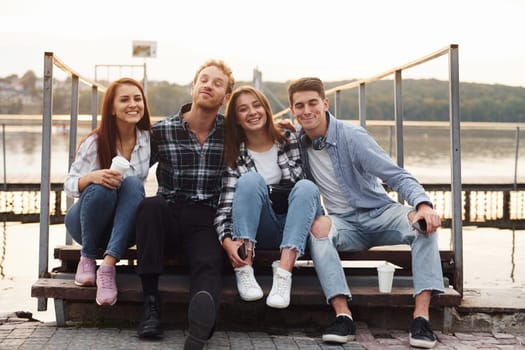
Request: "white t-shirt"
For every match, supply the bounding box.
[248,144,282,185]
[307,147,352,214]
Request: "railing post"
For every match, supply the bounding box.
[334,90,341,119]
[38,52,54,311]
[394,70,404,203]
[358,83,366,128]
[2,124,6,188]
[68,76,79,169]
[66,75,80,244]
[514,126,520,190]
[143,62,148,98]
[449,44,463,295]
[503,190,511,222]
[91,86,98,130]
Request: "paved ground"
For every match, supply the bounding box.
[1,288,524,349]
[0,316,524,350]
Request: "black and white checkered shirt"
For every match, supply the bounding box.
[151,103,225,209]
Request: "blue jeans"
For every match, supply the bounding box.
[232,172,323,256]
[309,203,444,303]
[65,176,145,260]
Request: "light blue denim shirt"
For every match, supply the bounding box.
[299,112,432,214]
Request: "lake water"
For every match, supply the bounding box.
[0,121,523,322]
[0,122,524,184]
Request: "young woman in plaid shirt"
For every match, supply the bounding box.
[215,85,323,309]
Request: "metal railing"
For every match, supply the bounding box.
[275,44,463,294]
[38,52,107,311]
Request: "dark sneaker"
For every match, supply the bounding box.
[137,294,163,339]
[184,291,216,350]
[322,315,356,344]
[409,316,437,348]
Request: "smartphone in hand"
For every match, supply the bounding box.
[237,242,248,260]
[412,219,427,234]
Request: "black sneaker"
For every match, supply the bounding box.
[184,291,216,350]
[322,315,356,344]
[137,294,163,339]
[409,316,437,348]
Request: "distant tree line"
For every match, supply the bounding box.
[1,71,524,123]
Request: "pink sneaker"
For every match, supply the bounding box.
[74,256,96,286]
[96,264,118,306]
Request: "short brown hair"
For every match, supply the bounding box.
[287,77,326,105]
[193,59,235,94]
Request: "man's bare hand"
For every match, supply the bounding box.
[276,118,296,132]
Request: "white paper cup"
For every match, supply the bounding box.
[110,156,130,175]
[377,263,395,293]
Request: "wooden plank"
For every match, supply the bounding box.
[53,245,454,268]
[31,275,461,307]
[52,245,456,286]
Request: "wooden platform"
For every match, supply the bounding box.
[32,245,461,329]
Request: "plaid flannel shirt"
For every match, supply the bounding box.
[151,103,225,209]
[214,131,304,242]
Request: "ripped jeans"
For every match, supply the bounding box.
[232,172,323,256]
[309,203,444,303]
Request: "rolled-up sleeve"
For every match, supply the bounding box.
[64,136,100,198]
[214,168,240,242]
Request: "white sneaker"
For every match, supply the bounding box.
[266,267,292,308]
[234,265,263,301]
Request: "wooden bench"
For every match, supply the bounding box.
[32,245,461,329]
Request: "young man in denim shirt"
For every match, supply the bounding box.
[287,77,443,349]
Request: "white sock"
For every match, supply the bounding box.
[337,313,353,321]
[414,315,429,321]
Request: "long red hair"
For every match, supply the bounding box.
[81,77,152,169]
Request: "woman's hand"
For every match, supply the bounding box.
[80,169,123,191]
[222,237,249,268]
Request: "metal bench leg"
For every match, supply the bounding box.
[37,297,48,311]
[443,306,457,333]
[54,299,66,327]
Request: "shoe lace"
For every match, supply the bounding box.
[272,273,290,296]
[147,299,160,317]
[412,318,435,339]
[237,269,257,289]
[327,316,351,333]
[97,269,114,289]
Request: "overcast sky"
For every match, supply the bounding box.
[2,0,524,87]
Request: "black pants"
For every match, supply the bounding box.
[135,195,225,313]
